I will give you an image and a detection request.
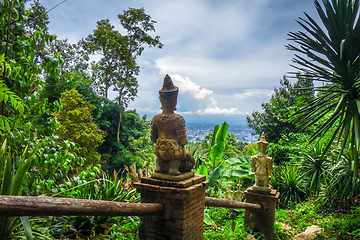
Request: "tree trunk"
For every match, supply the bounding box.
[117,107,122,143]
[105,82,108,99]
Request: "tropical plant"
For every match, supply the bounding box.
[329,145,360,204]
[297,139,332,197]
[287,0,360,177]
[270,164,306,208]
[222,156,255,182]
[44,166,139,239]
[0,139,41,240]
[196,122,229,187]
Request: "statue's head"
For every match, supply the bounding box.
[257,132,268,154]
[159,74,178,112]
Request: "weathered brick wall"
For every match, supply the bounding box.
[244,187,280,240]
[134,175,209,240]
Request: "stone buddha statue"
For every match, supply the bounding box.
[150,75,195,176]
[250,132,273,192]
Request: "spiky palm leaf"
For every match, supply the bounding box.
[287,0,360,177]
[297,139,332,196]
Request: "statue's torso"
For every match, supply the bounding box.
[151,113,187,142]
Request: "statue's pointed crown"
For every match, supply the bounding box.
[257,132,268,145]
[159,74,178,93]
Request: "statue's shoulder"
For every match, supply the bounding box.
[174,113,185,121]
[152,114,161,120]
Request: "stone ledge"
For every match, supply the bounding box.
[139,174,206,188]
[151,171,195,182]
[245,186,279,197]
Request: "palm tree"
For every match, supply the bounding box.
[287,0,360,177]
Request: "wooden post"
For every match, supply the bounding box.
[134,174,209,240]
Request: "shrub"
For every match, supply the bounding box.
[270,164,306,208]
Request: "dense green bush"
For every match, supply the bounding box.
[270,164,306,208]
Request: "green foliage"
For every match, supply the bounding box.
[196,122,229,186]
[246,76,314,143]
[0,79,25,135]
[53,166,138,203]
[275,199,324,234]
[107,216,139,239]
[275,199,360,239]
[273,222,293,240]
[270,164,306,208]
[236,141,249,152]
[96,104,150,172]
[297,139,332,197]
[43,167,139,239]
[322,206,360,239]
[52,89,106,168]
[241,143,258,156]
[222,156,254,181]
[288,0,360,178]
[329,146,360,204]
[0,139,41,240]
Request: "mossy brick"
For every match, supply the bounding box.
[244,187,279,240]
[135,175,208,240]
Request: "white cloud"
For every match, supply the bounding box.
[171,74,213,99]
[195,98,244,115]
[233,89,273,100]
[197,107,242,115]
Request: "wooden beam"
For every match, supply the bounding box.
[0,195,164,217]
[205,197,263,211]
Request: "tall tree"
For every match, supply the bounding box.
[84,8,163,142]
[287,0,360,177]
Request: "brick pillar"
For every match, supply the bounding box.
[244,187,280,240]
[134,174,209,240]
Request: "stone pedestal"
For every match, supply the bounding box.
[244,187,280,240]
[134,174,209,240]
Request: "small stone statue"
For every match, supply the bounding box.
[226,184,233,201]
[150,75,195,176]
[234,182,244,202]
[250,132,273,192]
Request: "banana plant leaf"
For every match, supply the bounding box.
[222,169,255,180]
[196,164,208,180]
[226,156,251,165]
[208,164,225,187]
[204,212,216,226]
[209,122,229,169]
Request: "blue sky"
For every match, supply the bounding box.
[38,0,319,126]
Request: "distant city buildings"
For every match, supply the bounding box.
[186,124,258,143]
